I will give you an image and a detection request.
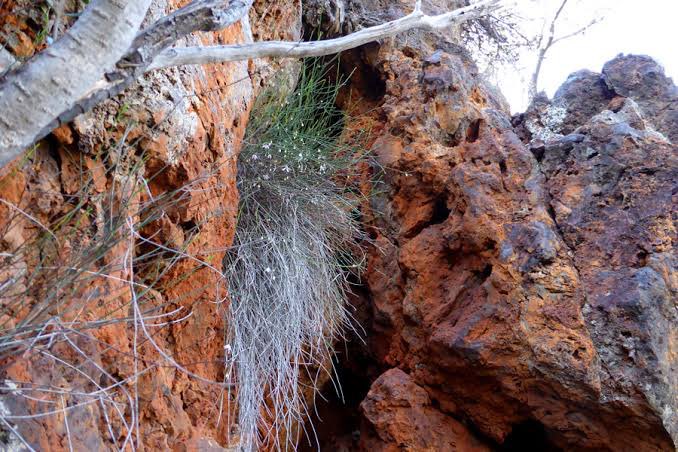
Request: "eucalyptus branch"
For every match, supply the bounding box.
[148,0,504,70]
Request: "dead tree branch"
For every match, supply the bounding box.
[528,0,602,100]
[149,0,504,70]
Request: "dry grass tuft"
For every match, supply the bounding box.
[223,59,366,451]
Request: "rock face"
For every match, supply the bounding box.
[330,38,676,451]
[601,55,678,143]
[359,369,490,451]
[518,54,678,144]
[0,1,676,450]
[0,0,301,450]
[529,56,677,447]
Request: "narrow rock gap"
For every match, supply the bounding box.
[466,118,483,142]
[299,348,373,451]
[299,284,377,450]
[536,160,584,280]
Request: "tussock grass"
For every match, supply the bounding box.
[223,59,366,451]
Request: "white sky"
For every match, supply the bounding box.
[494,0,678,112]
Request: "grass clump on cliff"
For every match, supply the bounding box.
[223,59,365,451]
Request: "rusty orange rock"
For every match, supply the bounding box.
[359,368,490,452]
[0,1,302,450]
[334,42,676,451]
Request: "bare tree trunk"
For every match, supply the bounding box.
[528,0,568,101]
[0,0,153,167]
[529,46,548,100]
[528,0,600,102]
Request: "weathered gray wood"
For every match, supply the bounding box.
[0,0,153,167]
[148,0,503,70]
[0,47,17,75]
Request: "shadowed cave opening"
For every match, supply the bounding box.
[466,118,483,142]
[298,284,376,451]
[431,196,452,225]
[299,347,373,451]
[501,420,562,452]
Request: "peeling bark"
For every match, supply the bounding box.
[0,0,153,167]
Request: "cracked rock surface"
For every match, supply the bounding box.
[326,42,676,450]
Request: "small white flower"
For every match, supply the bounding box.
[262,141,272,150]
[251,154,259,160]
[265,267,272,273]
